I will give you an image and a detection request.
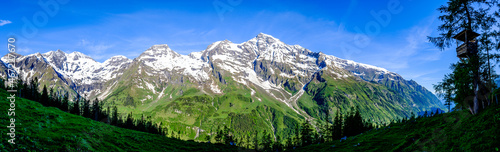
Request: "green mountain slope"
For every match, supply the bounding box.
[294,104,500,151]
[0,88,241,151]
[301,70,411,124]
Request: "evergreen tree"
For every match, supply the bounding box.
[49,87,56,107]
[261,130,272,151]
[61,92,69,112]
[253,131,259,150]
[125,112,134,129]
[82,98,91,118]
[241,133,248,149]
[214,126,223,143]
[22,83,28,99]
[430,0,499,115]
[29,77,39,101]
[313,129,320,144]
[92,98,101,121]
[41,85,49,106]
[223,126,233,145]
[0,77,4,90]
[106,106,111,124]
[333,109,343,140]
[351,107,365,136]
[293,124,301,147]
[300,119,313,146]
[111,106,118,125]
[274,135,283,152]
[71,94,81,115]
[324,109,332,142]
[16,73,24,98]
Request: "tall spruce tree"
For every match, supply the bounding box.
[71,94,81,115]
[41,85,49,106]
[333,109,343,140]
[62,92,69,112]
[82,98,91,118]
[49,87,56,107]
[112,106,118,125]
[92,98,101,121]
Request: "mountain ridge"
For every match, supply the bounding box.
[0,33,445,141]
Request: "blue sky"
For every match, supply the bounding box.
[1,0,465,97]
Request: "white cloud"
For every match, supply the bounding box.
[77,39,113,52]
[351,15,438,72]
[76,39,115,60]
[0,20,12,26]
[16,47,32,54]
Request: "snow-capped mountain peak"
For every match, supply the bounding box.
[67,51,94,61]
[255,33,280,43]
[139,44,179,58]
[104,55,130,63]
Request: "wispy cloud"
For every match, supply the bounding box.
[0,20,12,26]
[404,69,441,80]
[353,15,438,72]
[16,47,32,54]
[77,39,115,60]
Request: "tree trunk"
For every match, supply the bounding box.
[464,1,481,115]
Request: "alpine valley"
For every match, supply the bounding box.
[0,33,445,140]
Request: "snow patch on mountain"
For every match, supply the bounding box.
[137,44,210,81]
[145,81,156,94]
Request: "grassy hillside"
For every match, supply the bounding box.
[0,88,241,151]
[294,104,500,151]
[104,72,304,144]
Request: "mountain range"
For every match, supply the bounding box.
[0,33,445,140]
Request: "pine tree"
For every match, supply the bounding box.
[253,131,259,150]
[111,106,118,125]
[261,130,272,151]
[274,135,283,152]
[61,92,69,112]
[92,98,101,121]
[70,94,81,115]
[49,87,56,107]
[214,126,223,143]
[333,109,343,140]
[0,77,4,90]
[22,83,28,99]
[30,77,39,101]
[106,105,111,123]
[430,0,499,115]
[16,73,24,98]
[82,98,91,118]
[223,126,233,145]
[294,124,301,147]
[324,109,332,142]
[41,85,49,106]
[125,112,134,129]
[300,119,313,146]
